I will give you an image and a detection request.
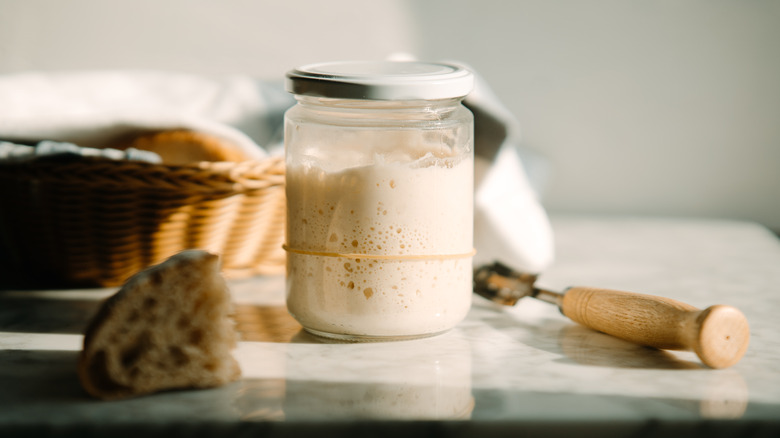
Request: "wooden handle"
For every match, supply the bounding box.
[560,287,750,369]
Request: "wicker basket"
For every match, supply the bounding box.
[0,156,286,287]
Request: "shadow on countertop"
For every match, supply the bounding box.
[0,293,101,335]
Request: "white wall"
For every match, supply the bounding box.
[0,0,419,78]
[411,0,780,231]
[1,0,779,230]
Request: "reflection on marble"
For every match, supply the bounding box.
[1,216,780,435]
[234,304,302,343]
[232,308,474,421]
[282,334,473,421]
[280,378,473,421]
[556,325,749,418]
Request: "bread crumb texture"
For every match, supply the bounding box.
[78,250,241,400]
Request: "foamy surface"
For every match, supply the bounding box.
[285,149,473,337]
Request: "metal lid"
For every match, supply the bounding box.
[285,61,474,100]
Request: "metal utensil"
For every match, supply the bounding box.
[473,262,750,369]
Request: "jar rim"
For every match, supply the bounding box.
[286,61,474,101]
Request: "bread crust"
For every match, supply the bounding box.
[126,130,250,164]
[78,250,241,400]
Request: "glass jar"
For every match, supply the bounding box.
[283,61,474,341]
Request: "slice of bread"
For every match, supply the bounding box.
[78,250,241,400]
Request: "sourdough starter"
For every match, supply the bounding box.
[285,148,473,339]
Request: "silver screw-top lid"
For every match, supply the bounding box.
[286,61,474,100]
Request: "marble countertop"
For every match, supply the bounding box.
[2,216,779,437]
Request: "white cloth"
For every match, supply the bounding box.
[464,66,555,273]
[0,140,161,163]
[0,69,554,273]
[0,71,291,158]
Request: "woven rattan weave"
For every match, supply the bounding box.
[0,156,285,287]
